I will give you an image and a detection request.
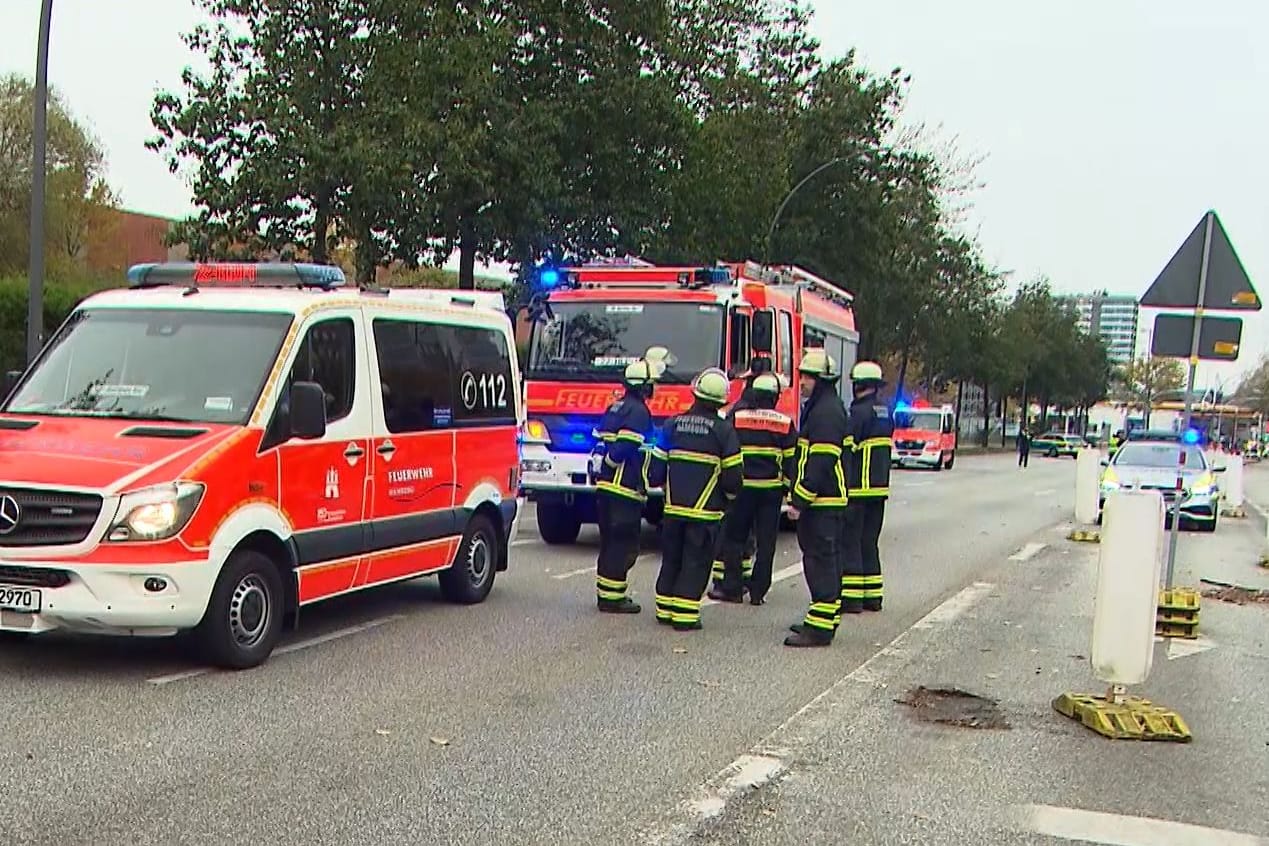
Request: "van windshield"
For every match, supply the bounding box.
[4,307,293,425]
[527,300,723,384]
[895,410,943,431]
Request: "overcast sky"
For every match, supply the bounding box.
[2,0,1263,389]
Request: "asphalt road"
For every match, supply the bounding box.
[686,464,1269,846]
[0,452,1080,846]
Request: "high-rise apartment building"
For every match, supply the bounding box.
[1059,291,1139,365]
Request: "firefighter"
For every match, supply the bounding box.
[785,349,849,648]
[650,368,743,631]
[708,372,797,606]
[839,361,894,616]
[1109,429,1125,457]
[710,356,771,592]
[591,356,663,614]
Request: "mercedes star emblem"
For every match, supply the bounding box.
[0,494,21,536]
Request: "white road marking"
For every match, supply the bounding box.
[1033,488,1057,496]
[901,481,934,488]
[644,580,996,844]
[511,538,537,547]
[552,566,594,581]
[1015,803,1266,845]
[1166,634,1217,661]
[145,615,404,686]
[701,562,803,606]
[1008,542,1047,562]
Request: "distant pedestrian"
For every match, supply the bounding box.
[1017,427,1031,468]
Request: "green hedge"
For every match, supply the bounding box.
[0,277,104,375]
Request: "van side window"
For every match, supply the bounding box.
[373,318,456,433]
[729,310,751,374]
[288,317,356,424]
[447,325,517,426]
[777,310,793,376]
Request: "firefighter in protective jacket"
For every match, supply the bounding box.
[839,361,894,616]
[785,349,850,648]
[708,372,797,606]
[649,368,743,631]
[710,356,772,591]
[591,356,664,614]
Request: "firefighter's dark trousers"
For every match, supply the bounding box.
[841,498,885,616]
[718,488,783,601]
[595,494,643,606]
[796,507,842,640]
[711,511,755,588]
[655,517,719,628]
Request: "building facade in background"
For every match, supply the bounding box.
[1060,290,1139,365]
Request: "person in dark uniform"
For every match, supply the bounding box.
[708,372,797,606]
[838,361,893,616]
[649,368,743,631]
[784,349,849,648]
[709,355,773,593]
[1017,425,1031,468]
[591,357,663,614]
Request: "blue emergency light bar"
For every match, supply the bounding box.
[126,262,347,290]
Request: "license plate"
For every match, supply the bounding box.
[0,584,41,614]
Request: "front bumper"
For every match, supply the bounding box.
[1098,489,1219,522]
[519,445,663,500]
[0,557,219,636]
[895,448,942,467]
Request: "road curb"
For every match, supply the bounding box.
[641,581,997,845]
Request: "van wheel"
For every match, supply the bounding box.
[536,502,581,545]
[193,549,284,670]
[944,453,954,470]
[933,453,944,471]
[440,514,498,604]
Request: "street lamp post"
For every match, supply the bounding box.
[27,0,55,365]
[763,156,854,266]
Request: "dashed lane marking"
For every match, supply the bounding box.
[643,580,996,844]
[1008,542,1047,562]
[1033,488,1057,496]
[1014,803,1266,845]
[701,562,803,607]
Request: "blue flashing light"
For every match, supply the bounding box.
[126,262,346,290]
[694,267,732,285]
[539,268,562,288]
[894,399,911,412]
[1182,428,1201,445]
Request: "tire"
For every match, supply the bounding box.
[1197,513,1218,533]
[439,514,499,604]
[933,453,944,471]
[192,549,284,670]
[944,452,955,470]
[1047,448,1058,458]
[536,502,581,545]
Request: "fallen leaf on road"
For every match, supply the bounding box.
[429,736,450,747]
[374,729,391,736]
[986,674,999,680]
[1069,654,1086,660]
[696,679,720,688]
[672,647,688,654]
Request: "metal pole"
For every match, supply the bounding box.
[27,0,54,365]
[1164,212,1214,590]
[764,157,847,266]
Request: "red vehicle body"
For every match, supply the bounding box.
[519,260,859,544]
[892,400,957,470]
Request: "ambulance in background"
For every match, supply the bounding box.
[518,259,858,544]
[892,399,957,470]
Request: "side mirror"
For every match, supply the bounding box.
[3,370,21,397]
[752,311,774,354]
[289,381,328,440]
[1213,465,1227,473]
[1099,458,1109,467]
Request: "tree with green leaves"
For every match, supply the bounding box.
[1113,356,1185,427]
[0,73,117,277]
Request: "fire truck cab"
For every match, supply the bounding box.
[519,259,858,544]
[892,400,957,470]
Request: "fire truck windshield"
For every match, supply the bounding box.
[895,410,943,431]
[527,301,723,384]
[5,307,293,424]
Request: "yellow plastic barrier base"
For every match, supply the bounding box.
[1157,587,1200,638]
[1068,529,1101,543]
[1053,692,1192,742]
[1220,506,1247,518]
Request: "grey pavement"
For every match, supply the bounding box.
[2,454,1083,845]
[684,467,1269,845]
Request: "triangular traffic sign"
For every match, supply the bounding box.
[1140,211,1261,311]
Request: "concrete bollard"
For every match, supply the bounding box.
[1074,447,1101,525]
[1091,490,1165,687]
[1223,454,1244,509]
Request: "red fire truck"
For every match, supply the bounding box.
[518,259,859,544]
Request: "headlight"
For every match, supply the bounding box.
[1099,479,1120,491]
[107,482,205,542]
[1189,483,1215,497]
[521,419,550,444]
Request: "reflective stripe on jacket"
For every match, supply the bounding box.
[790,384,849,510]
[650,402,743,520]
[845,396,893,498]
[593,395,654,502]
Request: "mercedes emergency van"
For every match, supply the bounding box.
[0,262,524,669]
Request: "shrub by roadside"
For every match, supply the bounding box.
[0,276,105,374]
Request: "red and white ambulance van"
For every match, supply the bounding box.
[0,262,524,668]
